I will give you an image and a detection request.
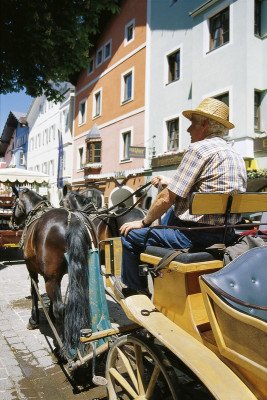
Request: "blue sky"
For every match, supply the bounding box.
[0,91,33,134]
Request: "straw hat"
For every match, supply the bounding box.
[182,98,234,129]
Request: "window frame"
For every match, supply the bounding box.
[254,0,262,36]
[254,91,261,131]
[121,68,134,105]
[120,128,132,163]
[96,47,103,67]
[77,146,85,169]
[87,140,102,164]
[19,152,25,166]
[87,57,94,75]
[167,48,181,84]
[124,19,135,46]
[92,88,102,119]
[78,98,87,126]
[104,40,112,61]
[209,6,230,51]
[166,118,180,151]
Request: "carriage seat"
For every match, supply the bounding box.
[201,246,267,322]
[145,246,218,264]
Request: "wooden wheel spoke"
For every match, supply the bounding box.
[134,344,145,396]
[106,335,179,400]
[117,347,139,393]
[109,367,138,398]
[145,364,161,399]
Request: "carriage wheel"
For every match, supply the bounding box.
[106,334,180,400]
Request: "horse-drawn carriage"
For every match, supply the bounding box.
[10,187,267,400]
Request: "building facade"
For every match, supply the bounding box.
[27,84,74,205]
[72,0,148,208]
[146,0,267,200]
[0,111,29,168]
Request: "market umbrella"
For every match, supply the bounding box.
[0,168,49,184]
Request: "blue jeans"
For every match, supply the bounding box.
[121,213,235,290]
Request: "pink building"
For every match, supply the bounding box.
[72,0,148,208]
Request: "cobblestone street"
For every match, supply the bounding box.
[0,259,127,400]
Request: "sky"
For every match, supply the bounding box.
[0,91,33,134]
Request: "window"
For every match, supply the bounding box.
[254,91,261,130]
[50,160,54,176]
[42,162,47,174]
[104,40,111,60]
[214,92,229,106]
[167,119,179,150]
[210,7,229,51]
[52,124,56,140]
[167,50,180,83]
[93,89,102,118]
[87,141,101,163]
[96,48,103,67]
[255,0,261,36]
[88,57,94,75]
[45,129,48,144]
[125,19,135,45]
[19,152,24,166]
[78,147,84,169]
[86,189,102,208]
[121,131,131,161]
[79,99,86,125]
[122,70,133,104]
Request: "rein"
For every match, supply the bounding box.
[92,182,152,218]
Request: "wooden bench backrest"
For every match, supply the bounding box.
[189,192,267,215]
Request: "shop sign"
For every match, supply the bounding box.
[254,137,267,152]
[128,146,146,158]
[151,153,184,168]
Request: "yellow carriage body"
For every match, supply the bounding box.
[100,192,267,400]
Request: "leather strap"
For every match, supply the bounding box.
[155,248,189,273]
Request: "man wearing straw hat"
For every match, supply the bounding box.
[114,98,247,298]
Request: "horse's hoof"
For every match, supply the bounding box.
[27,321,39,330]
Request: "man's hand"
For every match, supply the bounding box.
[120,220,143,236]
[151,175,171,188]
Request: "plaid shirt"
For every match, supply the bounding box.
[167,136,247,225]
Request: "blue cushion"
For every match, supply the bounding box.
[201,246,267,322]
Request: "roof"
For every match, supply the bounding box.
[86,124,101,140]
[0,111,28,157]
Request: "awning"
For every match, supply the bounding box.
[0,168,49,184]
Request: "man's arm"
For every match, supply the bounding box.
[120,188,176,236]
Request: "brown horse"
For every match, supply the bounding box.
[10,188,96,360]
[61,189,148,243]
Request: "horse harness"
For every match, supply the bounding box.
[67,210,99,249]
[19,200,53,248]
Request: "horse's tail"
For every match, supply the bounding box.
[63,213,90,359]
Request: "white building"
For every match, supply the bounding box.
[146,0,267,196]
[27,84,75,206]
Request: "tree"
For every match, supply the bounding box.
[0,0,119,100]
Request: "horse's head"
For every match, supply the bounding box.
[9,188,29,230]
[62,190,97,213]
[9,188,44,230]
